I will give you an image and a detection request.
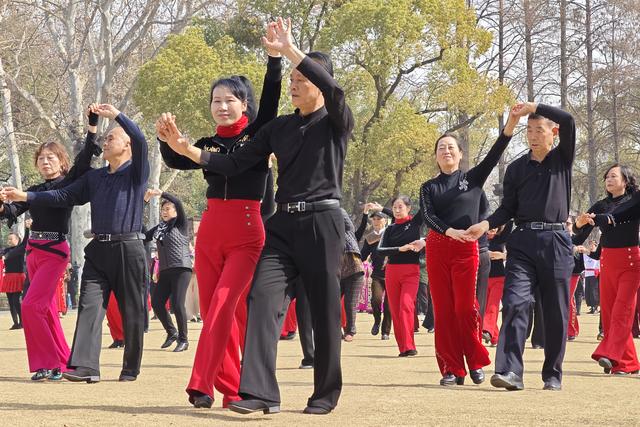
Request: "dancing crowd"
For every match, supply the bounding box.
[1,17,640,416]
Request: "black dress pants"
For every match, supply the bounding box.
[151,267,191,342]
[526,289,545,348]
[239,208,345,410]
[476,250,491,320]
[7,292,22,325]
[496,228,572,383]
[292,279,315,365]
[371,276,392,335]
[68,239,147,377]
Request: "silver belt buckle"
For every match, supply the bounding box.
[287,201,306,213]
[98,234,112,242]
[530,222,544,230]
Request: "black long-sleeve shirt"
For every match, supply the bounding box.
[422,132,511,234]
[487,104,576,228]
[377,215,423,265]
[160,56,282,203]
[26,113,150,234]
[488,221,512,277]
[574,193,639,248]
[3,229,29,273]
[0,133,99,233]
[198,56,354,203]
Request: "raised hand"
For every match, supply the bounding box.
[144,188,163,203]
[94,104,121,120]
[261,17,293,55]
[155,116,171,142]
[86,103,100,126]
[2,187,28,203]
[263,21,281,57]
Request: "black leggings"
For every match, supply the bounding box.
[371,277,392,335]
[151,267,191,342]
[341,272,365,335]
[6,292,22,325]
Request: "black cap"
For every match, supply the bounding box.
[370,211,388,219]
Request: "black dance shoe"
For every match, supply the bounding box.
[303,406,332,415]
[31,369,51,381]
[490,372,524,391]
[439,373,462,386]
[188,392,213,408]
[118,373,137,382]
[108,340,124,349]
[63,367,100,383]
[174,341,189,352]
[371,323,380,336]
[228,399,280,415]
[161,333,178,349]
[470,368,485,384]
[543,377,562,391]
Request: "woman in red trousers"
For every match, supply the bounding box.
[156,23,281,408]
[575,164,640,375]
[482,222,512,347]
[376,196,423,357]
[408,105,519,386]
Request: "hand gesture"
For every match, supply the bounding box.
[445,228,470,243]
[24,218,32,229]
[94,104,121,120]
[369,202,384,213]
[261,17,293,54]
[155,116,171,142]
[461,221,490,241]
[144,188,163,203]
[263,21,281,57]
[575,213,594,228]
[86,103,100,126]
[399,239,425,252]
[2,187,28,203]
[489,250,505,260]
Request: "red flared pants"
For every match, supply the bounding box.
[482,276,504,346]
[187,199,264,404]
[385,264,420,353]
[592,247,640,373]
[426,232,490,377]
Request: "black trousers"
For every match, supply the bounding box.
[291,279,314,365]
[371,276,392,335]
[341,272,365,335]
[476,250,491,320]
[239,209,345,410]
[68,239,147,377]
[526,289,545,348]
[496,228,572,383]
[585,276,600,308]
[574,275,584,315]
[151,267,191,342]
[6,292,22,325]
[421,283,435,330]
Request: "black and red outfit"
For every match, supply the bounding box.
[159,56,281,406]
[576,192,640,373]
[377,214,423,355]
[1,229,28,328]
[482,221,513,346]
[357,216,392,337]
[421,132,511,381]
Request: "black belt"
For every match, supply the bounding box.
[93,232,145,242]
[276,199,340,214]
[519,222,566,231]
[29,230,67,241]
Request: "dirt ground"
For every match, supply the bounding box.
[0,307,639,426]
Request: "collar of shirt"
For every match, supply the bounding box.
[526,149,554,165]
[103,160,132,176]
[294,106,328,122]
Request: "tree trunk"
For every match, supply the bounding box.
[148,140,162,228]
[524,0,535,102]
[610,3,620,162]
[0,56,24,236]
[560,0,568,109]
[585,0,598,205]
[496,0,506,196]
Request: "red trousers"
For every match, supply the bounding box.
[385,264,420,353]
[592,247,640,373]
[235,283,250,354]
[281,299,298,336]
[426,232,490,377]
[106,292,124,342]
[482,276,504,346]
[187,199,264,403]
[22,240,70,372]
[568,275,580,338]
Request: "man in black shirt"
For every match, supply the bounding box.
[5,104,150,383]
[162,17,352,415]
[465,102,576,391]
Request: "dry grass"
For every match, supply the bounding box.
[0,307,638,426]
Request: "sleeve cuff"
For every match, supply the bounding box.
[26,192,36,203]
[199,150,211,165]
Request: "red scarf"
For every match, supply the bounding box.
[395,215,412,224]
[216,114,248,138]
